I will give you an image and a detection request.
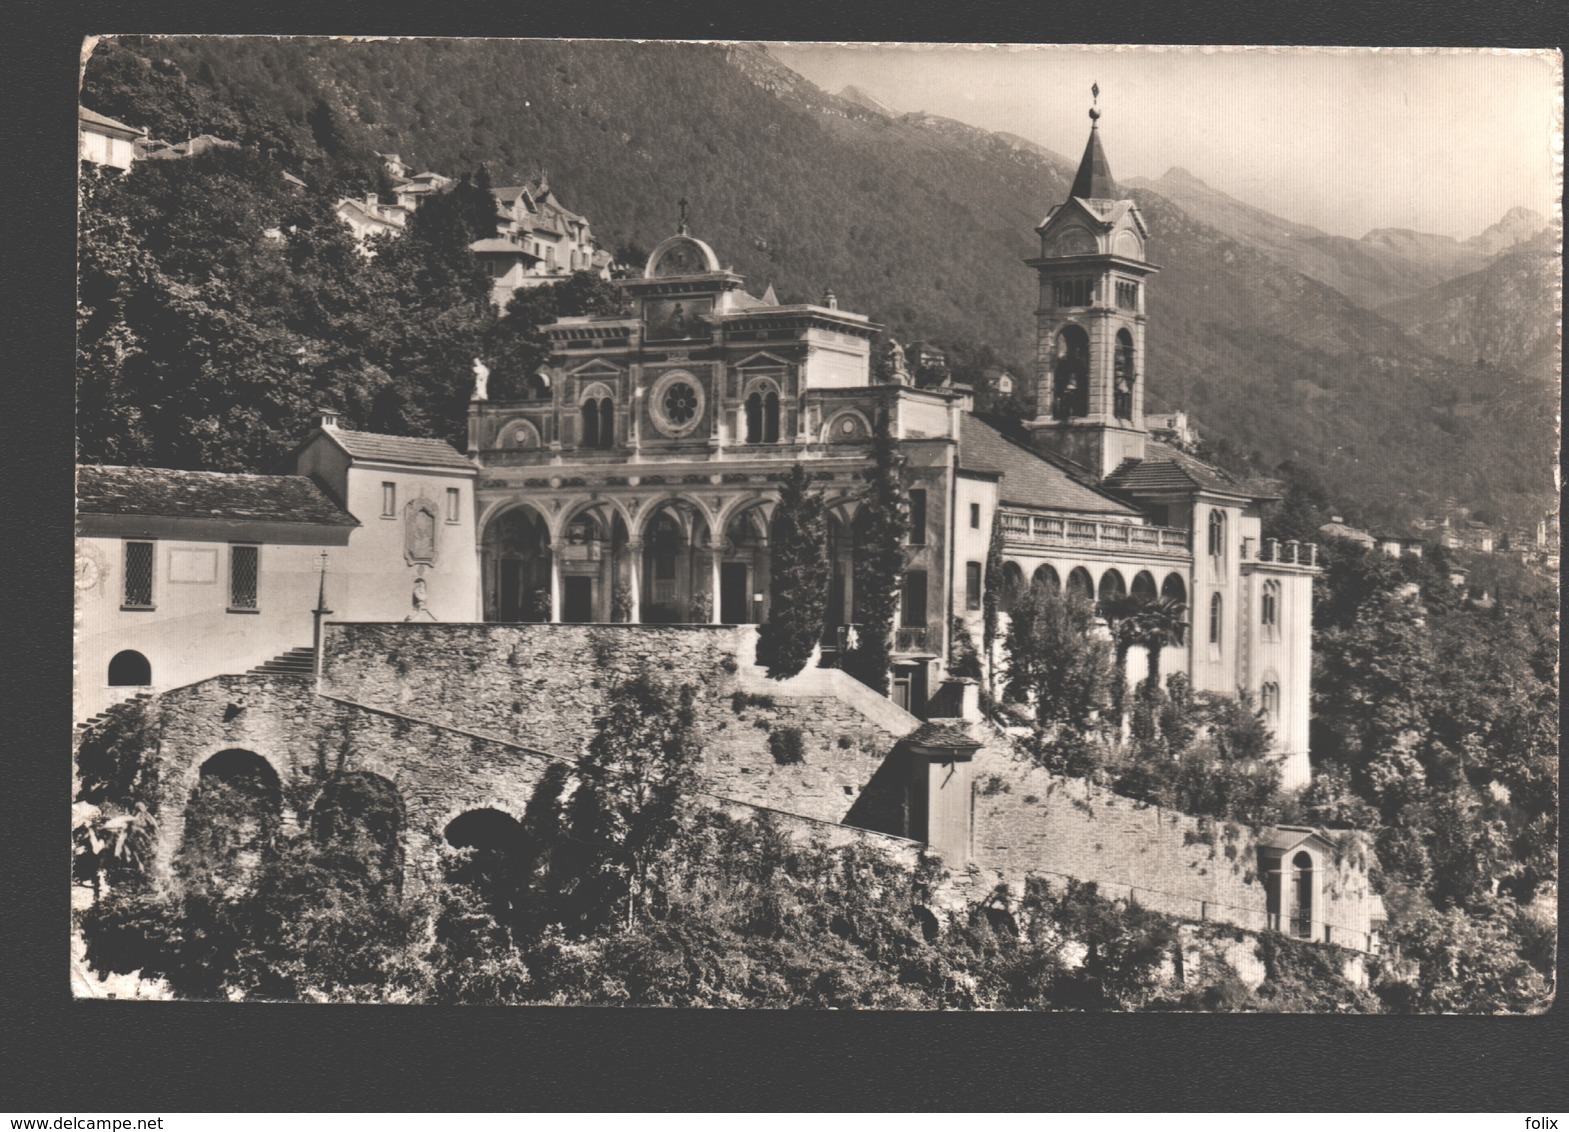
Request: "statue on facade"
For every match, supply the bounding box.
[883,338,911,385]
[471,357,490,402]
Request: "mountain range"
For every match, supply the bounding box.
[81,37,1559,530]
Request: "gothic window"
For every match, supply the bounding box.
[122,541,154,609]
[579,396,614,449]
[1261,580,1281,639]
[600,397,615,448]
[1260,679,1280,723]
[1209,592,1223,646]
[908,489,927,545]
[1053,325,1090,420]
[1208,509,1227,561]
[229,545,259,611]
[1113,330,1135,420]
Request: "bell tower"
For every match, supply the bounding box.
[1025,86,1160,479]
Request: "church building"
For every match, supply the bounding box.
[465,100,1318,787]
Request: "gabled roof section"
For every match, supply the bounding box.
[77,465,357,527]
[79,106,145,136]
[960,414,1138,515]
[324,428,474,470]
[1257,826,1338,855]
[1070,122,1117,201]
[1103,441,1269,500]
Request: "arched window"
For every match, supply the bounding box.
[578,397,614,449]
[1208,509,1227,560]
[599,397,615,448]
[1260,679,1280,723]
[107,649,151,687]
[1067,567,1094,601]
[1032,563,1061,594]
[1113,329,1135,420]
[1052,325,1090,420]
[1209,592,1223,645]
[1292,851,1314,939]
[580,399,599,449]
[744,387,781,443]
[1261,580,1280,639]
[1161,573,1187,605]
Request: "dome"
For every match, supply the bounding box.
[645,234,721,278]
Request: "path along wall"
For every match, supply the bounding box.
[321,622,922,834]
[962,730,1381,951]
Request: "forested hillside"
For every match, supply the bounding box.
[79,37,1556,527]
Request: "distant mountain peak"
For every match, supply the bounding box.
[1465,207,1548,256]
[837,85,899,117]
[1161,165,1205,185]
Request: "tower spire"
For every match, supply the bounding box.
[1069,82,1117,200]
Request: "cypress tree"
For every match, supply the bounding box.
[844,412,908,694]
[756,464,829,679]
[981,512,1005,701]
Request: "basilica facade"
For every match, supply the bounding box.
[465,113,1318,786]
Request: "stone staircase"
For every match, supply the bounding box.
[247,646,317,678]
[75,691,153,735]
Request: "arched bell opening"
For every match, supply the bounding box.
[483,505,552,623]
[1052,324,1090,420]
[1113,329,1136,421]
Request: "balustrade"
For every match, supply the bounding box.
[997,509,1193,557]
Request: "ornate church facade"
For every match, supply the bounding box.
[465,110,1318,787]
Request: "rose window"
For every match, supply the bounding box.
[663,382,698,426]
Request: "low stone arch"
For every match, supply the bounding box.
[311,771,407,880]
[177,749,286,886]
[631,493,715,545]
[558,496,635,543]
[477,497,554,543]
[443,806,526,852]
[107,649,151,687]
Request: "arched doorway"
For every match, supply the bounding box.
[720,504,771,624]
[483,506,551,622]
[107,650,151,687]
[1291,850,1314,939]
[559,503,628,623]
[641,500,712,623]
[311,772,406,883]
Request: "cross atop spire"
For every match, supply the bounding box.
[677,197,690,236]
[1069,83,1118,200]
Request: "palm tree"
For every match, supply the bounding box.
[1097,592,1145,715]
[1129,596,1188,693]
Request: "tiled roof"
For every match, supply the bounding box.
[326,428,474,470]
[959,414,1138,515]
[79,106,144,135]
[470,237,540,257]
[1103,441,1266,498]
[77,465,357,526]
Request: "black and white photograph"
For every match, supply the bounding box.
[70,38,1560,1014]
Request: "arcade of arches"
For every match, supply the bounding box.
[480,496,878,640]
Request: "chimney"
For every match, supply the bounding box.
[318,409,340,431]
[824,287,838,310]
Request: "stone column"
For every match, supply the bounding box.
[905,724,983,866]
[626,540,643,624]
[549,544,563,623]
[709,547,724,623]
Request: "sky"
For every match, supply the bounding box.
[766,44,1561,241]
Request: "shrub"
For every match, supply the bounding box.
[769,726,805,765]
